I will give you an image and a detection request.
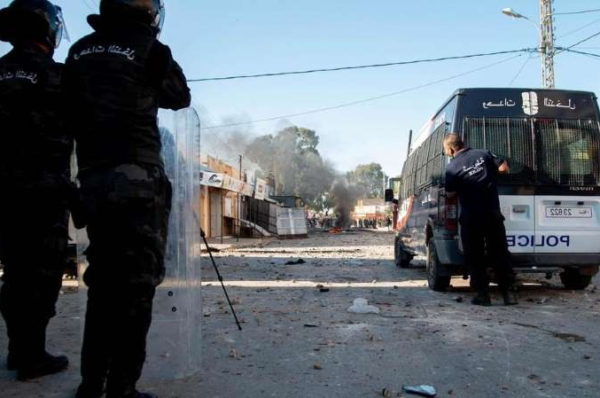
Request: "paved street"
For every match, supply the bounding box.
[1,230,599,397]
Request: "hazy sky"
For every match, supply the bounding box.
[2,0,600,176]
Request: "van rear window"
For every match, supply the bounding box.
[463,117,535,184]
[537,119,600,186]
[463,117,600,186]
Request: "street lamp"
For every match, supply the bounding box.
[502,8,527,20]
[501,3,555,88]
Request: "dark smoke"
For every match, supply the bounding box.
[329,179,364,228]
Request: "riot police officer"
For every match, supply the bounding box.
[444,133,518,306]
[0,0,71,381]
[62,1,190,397]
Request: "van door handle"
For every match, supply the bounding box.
[512,206,527,214]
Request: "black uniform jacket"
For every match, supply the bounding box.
[0,46,71,181]
[63,15,191,173]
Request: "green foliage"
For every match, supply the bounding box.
[347,163,386,198]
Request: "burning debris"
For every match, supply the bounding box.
[329,179,363,228]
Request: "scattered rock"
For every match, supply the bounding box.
[553,332,586,343]
[285,258,306,265]
[313,364,322,370]
[403,384,437,397]
[454,296,463,303]
[347,298,380,314]
[229,349,241,360]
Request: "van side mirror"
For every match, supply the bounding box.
[384,189,394,202]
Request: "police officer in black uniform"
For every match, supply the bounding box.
[444,133,518,306]
[62,1,190,397]
[0,0,71,381]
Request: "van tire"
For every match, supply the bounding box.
[560,269,592,290]
[427,241,450,292]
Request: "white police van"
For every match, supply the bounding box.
[392,88,600,291]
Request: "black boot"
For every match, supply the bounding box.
[17,352,69,381]
[6,351,18,371]
[76,380,106,398]
[471,292,491,306]
[129,392,158,398]
[109,391,157,398]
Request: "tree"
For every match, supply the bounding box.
[244,125,335,210]
[347,163,386,198]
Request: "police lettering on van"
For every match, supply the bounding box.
[506,235,570,248]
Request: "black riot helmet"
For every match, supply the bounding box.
[100,0,165,35]
[0,0,67,49]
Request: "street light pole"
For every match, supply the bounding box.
[502,0,556,88]
[540,0,556,88]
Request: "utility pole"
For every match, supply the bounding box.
[237,154,242,242]
[540,0,556,88]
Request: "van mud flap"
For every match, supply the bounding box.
[432,238,464,276]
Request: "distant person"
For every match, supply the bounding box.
[63,0,191,397]
[0,0,71,381]
[443,133,517,306]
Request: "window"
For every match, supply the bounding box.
[462,117,600,186]
[463,117,535,184]
[537,119,600,186]
[417,140,430,187]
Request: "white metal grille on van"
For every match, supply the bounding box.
[463,117,600,187]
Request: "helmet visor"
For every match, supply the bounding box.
[53,5,69,48]
[153,0,165,34]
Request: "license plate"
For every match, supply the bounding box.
[545,207,592,218]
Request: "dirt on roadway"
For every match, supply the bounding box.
[0,229,599,398]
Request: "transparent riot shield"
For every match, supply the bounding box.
[77,107,202,380]
[146,107,202,379]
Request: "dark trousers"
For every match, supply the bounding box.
[460,213,515,294]
[79,164,171,397]
[0,194,68,365]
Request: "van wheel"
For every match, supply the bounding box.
[427,241,450,292]
[560,269,592,290]
[394,237,411,268]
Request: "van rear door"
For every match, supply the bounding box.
[534,119,600,254]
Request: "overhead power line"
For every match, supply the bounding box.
[558,48,600,59]
[202,54,524,130]
[188,48,535,83]
[556,9,600,16]
[508,54,536,86]
[556,17,600,39]
[560,30,600,51]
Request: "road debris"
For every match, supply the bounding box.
[402,384,437,397]
[381,387,393,397]
[285,258,306,265]
[347,298,380,314]
[229,349,241,360]
[553,332,586,343]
